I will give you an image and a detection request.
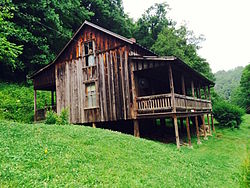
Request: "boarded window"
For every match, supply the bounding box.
[86,83,96,107]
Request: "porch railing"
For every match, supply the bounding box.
[136,93,211,114]
[136,94,172,113]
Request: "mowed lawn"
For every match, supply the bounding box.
[0,115,249,187]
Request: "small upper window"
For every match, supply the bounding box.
[83,41,95,67]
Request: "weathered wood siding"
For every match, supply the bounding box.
[55,25,135,123]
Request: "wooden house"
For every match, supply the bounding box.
[31,21,215,148]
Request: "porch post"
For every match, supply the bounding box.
[134,120,140,137]
[34,90,37,122]
[191,81,195,97]
[198,84,201,98]
[51,91,54,106]
[195,116,201,144]
[211,114,215,132]
[204,86,207,99]
[181,75,187,110]
[186,117,192,147]
[168,64,176,112]
[207,114,211,134]
[202,115,208,140]
[181,75,186,95]
[173,115,180,149]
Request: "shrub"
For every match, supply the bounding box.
[45,110,58,124]
[213,101,245,128]
[45,108,69,125]
[56,108,69,125]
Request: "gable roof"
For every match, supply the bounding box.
[30,20,155,78]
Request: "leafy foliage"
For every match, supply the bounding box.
[0,81,50,123]
[0,1,23,71]
[214,66,244,101]
[45,110,57,124]
[213,100,245,128]
[1,0,132,81]
[45,108,69,125]
[137,3,214,80]
[239,64,250,112]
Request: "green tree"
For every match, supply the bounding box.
[1,0,133,81]
[133,3,171,49]
[151,26,214,80]
[240,64,250,112]
[0,1,23,72]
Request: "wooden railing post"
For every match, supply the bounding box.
[181,75,187,110]
[34,90,37,122]
[168,64,176,112]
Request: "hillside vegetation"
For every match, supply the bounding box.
[0,115,249,187]
[214,66,244,101]
[0,82,50,123]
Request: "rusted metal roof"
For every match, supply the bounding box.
[30,21,156,78]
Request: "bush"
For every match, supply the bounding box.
[56,108,69,125]
[45,108,69,125]
[213,101,245,128]
[45,110,58,124]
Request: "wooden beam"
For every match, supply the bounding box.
[207,114,211,134]
[168,64,176,112]
[191,81,195,97]
[134,120,140,137]
[34,90,37,122]
[51,91,54,106]
[181,75,186,95]
[198,84,201,98]
[202,115,208,140]
[211,114,215,132]
[195,116,201,144]
[173,115,180,149]
[204,86,207,99]
[208,86,211,101]
[186,117,192,147]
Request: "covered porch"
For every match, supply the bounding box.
[129,56,215,148]
[31,64,56,121]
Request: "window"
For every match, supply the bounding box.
[84,41,95,67]
[86,83,96,107]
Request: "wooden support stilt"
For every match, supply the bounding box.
[173,115,180,149]
[92,122,96,128]
[195,116,201,144]
[186,117,192,147]
[34,90,37,122]
[207,114,211,134]
[211,114,215,132]
[51,91,54,106]
[134,120,140,137]
[202,115,208,140]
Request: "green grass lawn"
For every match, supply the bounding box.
[0,115,249,187]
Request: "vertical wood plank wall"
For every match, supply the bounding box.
[55,26,135,123]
